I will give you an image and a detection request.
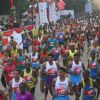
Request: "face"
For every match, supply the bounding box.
[90,53,95,58]
[83,72,89,80]
[8,59,13,65]
[48,56,53,62]
[14,71,20,79]
[70,46,75,51]
[59,70,66,78]
[74,55,79,62]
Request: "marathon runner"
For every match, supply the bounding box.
[42,54,59,100]
[52,67,73,100]
[68,53,85,100]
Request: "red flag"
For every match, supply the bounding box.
[2,38,9,46]
[15,27,24,34]
[57,0,65,10]
[26,25,35,31]
[46,0,54,4]
[3,29,13,37]
[9,0,14,8]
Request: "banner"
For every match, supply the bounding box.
[2,25,35,49]
[49,2,56,22]
[85,1,93,14]
[57,0,65,10]
[39,2,48,25]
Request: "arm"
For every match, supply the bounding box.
[87,60,90,69]
[52,78,57,96]
[82,63,85,71]
[68,79,73,95]
[41,63,46,76]
[20,71,24,78]
[8,80,13,100]
[32,69,38,84]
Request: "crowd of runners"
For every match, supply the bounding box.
[0,11,100,100]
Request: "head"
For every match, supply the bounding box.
[70,43,75,51]
[18,49,23,55]
[26,62,31,72]
[14,70,20,79]
[19,82,26,94]
[10,36,14,41]
[83,70,90,81]
[58,67,66,79]
[48,54,54,62]
[74,53,80,62]
[8,59,13,65]
[90,50,96,59]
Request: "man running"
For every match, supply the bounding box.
[42,54,59,100]
[52,67,73,100]
[21,62,37,96]
[78,70,99,100]
[16,82,34,100]
[68,53,85,100]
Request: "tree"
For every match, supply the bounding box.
[65,0,87,13]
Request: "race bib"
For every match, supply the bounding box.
[19,61,25,65]
[24,76,32,83]
[89,63,96,69]
[56,87,66,96]
[84,90,94,96]
[74,67,81,74]
[54,50,59,54]
[48,69,57,75]
[50,42,54,46]
[23,40,26,43]
[59,35,63,39]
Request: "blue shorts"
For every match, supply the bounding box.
[54,95,69,100]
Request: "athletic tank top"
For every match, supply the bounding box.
[55,77,69,96]
[24,69,35,88]
[89,58,97,69]
[71,61,82,75]
[31,52,38,62]
[45,61,57,75]
[12,77,23,93]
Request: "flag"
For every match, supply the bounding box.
[57,0,65,10]
[9,0,14,8]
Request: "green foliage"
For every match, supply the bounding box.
[0,0,30,15]
[14,0,30,15]
[65,0,87,12]
[0,0,10,15]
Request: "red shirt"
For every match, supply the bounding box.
[4,64,16,84]
[32,39,41,46]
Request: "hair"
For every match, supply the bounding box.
[83,70,89,75]
[48,53,54,58]
[59,67,66,72]
[74,53,80,57]
[90,50,96,55]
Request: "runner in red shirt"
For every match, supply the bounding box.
[2,58,17,85]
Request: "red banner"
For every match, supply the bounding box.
[9,0,14,8]
[2,38,9,46]
[3,29,13,37]
[15,27,24,33]
[57,0,65,10]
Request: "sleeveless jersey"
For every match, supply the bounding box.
[24,69,35,88]
[55,77,69,96]
[12,77,23,93]
[45,61,57,75]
